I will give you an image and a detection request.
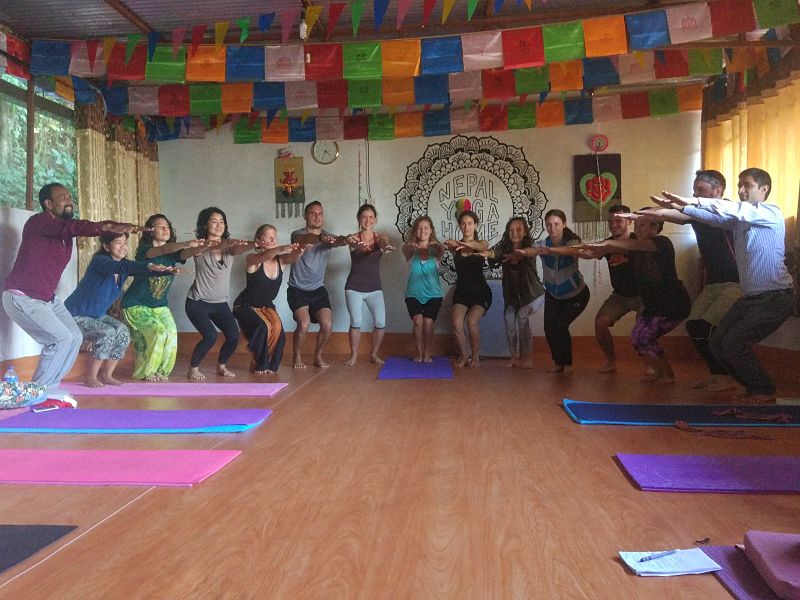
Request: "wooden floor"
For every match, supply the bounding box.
[0,338,798,599]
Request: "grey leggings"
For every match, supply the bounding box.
[503,296,544,355]
[74,315,131,360]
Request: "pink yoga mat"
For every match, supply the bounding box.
[0,449,241,487]
[62,382,287,397]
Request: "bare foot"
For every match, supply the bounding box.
[734,391,775,404]
[85,378,105,388]
[639,372,660,383]
[217,365,235,377]
[412,356,424,363]
[705,378,738,393]
[598,361,616,374]
[503,359,516,368]
[188,367,205,380]
[101,376,124,386]
[293,359,307,369]
[145,374,160,382]
[254,369,270,375]
[469,356,480,368]
[519,359,534,369]
[157,374,169,381]
[423,355,433,363]
[370,355,384,366]
[314,357,330,368]
[546,364,565,373]
[344,355,357,366]
[455,356,469,368]
[690,377,714,389]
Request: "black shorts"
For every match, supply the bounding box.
[287,286,331,323]
[453,285,492,311]
[405,297,443,320]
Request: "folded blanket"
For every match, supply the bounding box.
[744,530,800,600]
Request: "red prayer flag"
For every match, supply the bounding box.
[479,104,509,131]
[654,50,689,79]
[305,44,343,80]
[317,79,349,109]
[158,85,191,116]
[107,42,146,84]
[501,27,545,69]
[481,69,516,99]
[86,39,99,72]
[423,0,437,25]
[709,0,756,36]
[343,114,369,139]
[620,91,650,119]
[327,3,347,40]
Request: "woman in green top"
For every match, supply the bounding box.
[121,214,211,381]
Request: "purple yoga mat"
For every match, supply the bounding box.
[62,382,287,397]
[702,546,780,600]
[0,408,271,433]
[377,356,454,380]
[616,454,800,494]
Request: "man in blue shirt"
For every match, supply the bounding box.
[651,168,796,403]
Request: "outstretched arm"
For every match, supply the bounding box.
[246,243,300,268]
[147,239,205,259]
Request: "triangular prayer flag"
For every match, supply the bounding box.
[266,108,278,127]
[306,6,323,37]
[248,110,260,126]
[467,0,479,20]
[351,0,365,37]
[524,0,531,9]
[236,17,251,43]
[172,27,186,58]
[216,113,225,133]
[328,3,346,40]
[279,108,288,121]
[423,0,437,25]
[281,9,301,44]
[166,116,175,131]
[301,108,312,125]
[441,0,457,24]
[374,0,390,31]
[229,113,241,128]
[147,32,160,62]
[259,13,276,33]
[215,22,229,50]
[396,0,413,29]
[494,0,505,13]
[87,39,99,73]
[103,37,115,64]
[125,34,141,65]
[191,25,206,57]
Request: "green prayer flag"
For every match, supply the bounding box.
[145,45,187,83]
[542,21,585,63]
[189,84,222,115]
[237,17,251,43]
[752,0,800,28]
[648,88,679,117]
[688,49,723,76]
[348,78,382,108]
[279,108,288,122]
[351,0,364,37]
[125,34,142,65]
[467,0,479,20]
[516,66,549,94]
[507,103,536,129]
[233,117,261,143]
[121,115,137,132]
[343,42,382,80]
[368,114,395,140]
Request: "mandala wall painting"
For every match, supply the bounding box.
[394,135,549,284]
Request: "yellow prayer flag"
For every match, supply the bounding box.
[215,22,229,51]
[103,37,116,64]
[54,77,74,103]
[442,0,457,24]
[677,85,703,112]
[306,6,323,37]
[216,113,226,133]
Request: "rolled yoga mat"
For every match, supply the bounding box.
[562,399,799,427]
[701,546,781,600]
[0,449,241,487]
[62,382,287,397]
[0,524,77,574]
[615,454,800,494]
[0,408,272,434]
[377,356,454,380]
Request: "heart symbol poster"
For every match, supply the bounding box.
[572,154,622,222]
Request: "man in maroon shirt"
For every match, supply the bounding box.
[2,183,144,401]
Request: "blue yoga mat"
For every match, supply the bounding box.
[378,356,454,380]
[562,399,799,427]
[1,524,77,574]
[0,408,272,434]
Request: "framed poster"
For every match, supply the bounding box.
[573,153,622,222]
[274,156,305,218]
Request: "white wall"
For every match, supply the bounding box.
[0,206,79,361]
[158,112,708,356]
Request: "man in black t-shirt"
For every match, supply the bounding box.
[592,205,644,373]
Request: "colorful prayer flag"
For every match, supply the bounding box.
[582,16,628,57]
[461,31,504,71]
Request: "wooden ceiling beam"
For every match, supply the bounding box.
[103,0,153,34]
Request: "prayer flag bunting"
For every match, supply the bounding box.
[620,91,650,118]
[107,43,147,85]
[145,45,186,84]
[414,74,450,104]
[515,66,550,94]
[305,44,343,81]
[654,49,689,79]
[441,0,458,24]
[69,41,107,78]
[688,48,723,75]
[125,34,141,65]
[261,116,289,143]
[397,0,413,29]
[190,84,222,115]
[343,42,382,79]
[327,3,346,39]
[383,77,415,105]
[502,27,545,69]
[449,71,483,102]
[381,39,420,77]
[101,86,128,116]
[221,83,254,113]
[266,46,305,81]
[677,84,703,111]
[462,31,504,71]
[582,15,628,57]
[725,47,755,73]
[348,78,382,107]
[226,46,265,81]
[666,2,712,44]
[54,76,74,102]
[128,86,160,114]
[618,52,655,84]
[186,45,226,82]
[420,37,463,75]
[450,106,479,133]
[289,117,316,141]
[422,0,436,25]
[482,69,516,99]
[423,109,451,136]
[394,111,423,137]
[708,0,756,36]
[281,9,301,45]
[467,0,479,20]
[147,32,161,62]
[374,0,390,31]
[236,17,251,43]
[259,13,276,33]
[233,117,262,143]
[592,94,623,121]
[479,104,508,131]
[351,0,365,37]
[582,57,619,88]
[549,60,583,92]
[507,102,536,129]
[316,116,344,140]
[71,76,96,104]
[564,97,593,124]
[542,21,585,63]
[753,0,800,28]
[285,80,318,110]
[252,82,285,110]
[625,11,671,50]
[536,100,565,127]
[172,27,186,58]
[191,25,206,57]
[369,113,395,139]
[344,114,369,139]
[30,40,72,76]
[648,87,679,116]
[317,79,349,108]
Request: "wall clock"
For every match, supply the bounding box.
[311,140,339,165]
